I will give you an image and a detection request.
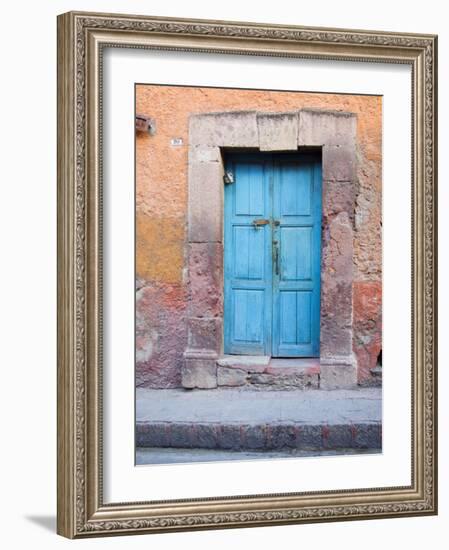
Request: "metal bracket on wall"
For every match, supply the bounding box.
[135,114,156,135]
[223,171,234,184]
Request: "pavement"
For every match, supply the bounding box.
[136,387,382,456]
[137,387,381,424]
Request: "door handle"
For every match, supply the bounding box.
[252,219,270,229]
[273,241,280,276]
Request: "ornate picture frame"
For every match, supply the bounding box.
[57,11,437,538]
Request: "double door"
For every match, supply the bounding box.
[223,151,322,357]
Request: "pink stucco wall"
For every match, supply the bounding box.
[136,85,382,387]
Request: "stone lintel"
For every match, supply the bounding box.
[298,109,357,148]
[189,111,259,147]
[257,111,298,151]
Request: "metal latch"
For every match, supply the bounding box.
[223,171,234,184]
[252,219,270,229]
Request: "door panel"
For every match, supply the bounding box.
[224,153,272,355]
[224,151,321,357]
[279,163,312,216]
[272,154,321,357]
[233,289,265,344]
[280,290,312,345]
[235,163,265,216]
[280,226,313,281]
[233,226,265,280]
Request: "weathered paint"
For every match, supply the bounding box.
[136,85,382,387]
[136,213,184,284]
[353,281,382,383]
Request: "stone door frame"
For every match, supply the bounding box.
[182,109,358,390]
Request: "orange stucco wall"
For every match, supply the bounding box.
[136,85,382,387]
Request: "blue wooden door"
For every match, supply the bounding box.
[224,152,321,357]
[271,153,322,356]
[224,153,273,355]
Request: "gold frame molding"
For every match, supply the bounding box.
[57,11,438,538]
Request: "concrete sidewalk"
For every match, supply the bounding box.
[136,387,382,453]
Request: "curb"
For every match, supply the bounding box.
[136,422,382,451]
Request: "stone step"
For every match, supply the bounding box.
[216,355,320,389]
[136,387,382,452]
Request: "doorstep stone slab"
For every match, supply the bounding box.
[216,355,270,373]
[217,355,271,367]
[216,356,321,378]
[265,358,320,376]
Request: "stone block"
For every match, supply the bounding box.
[257,112,299,151]
[188,243,223,318]
[322,180,355,219]
[247,373,271,386]
[195,424,219,448]
[320,212,354,358]
[187,317,222,353]
[217,355,270,371]
[243,425,267,450]
[188,161,224,243]
[268,425,298,450]
[189,111,259,147]
[136,422,170,447]
[323,144,356,181]
[320,325,353,357]
[323,211,353,278]
[298,109,356,148]
[248,372,319,390]
[297,425,322,450]
[182,357,217,389]
[189,145,221,163]
[217,366,247,387]
[320,361,357,390]
[170,424,195,448]
[323,425,353,449]
[219,425,241,450]
[353,423,382,449]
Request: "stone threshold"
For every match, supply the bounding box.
[216,355,320,389]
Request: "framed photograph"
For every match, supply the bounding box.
[57,11,437,538]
